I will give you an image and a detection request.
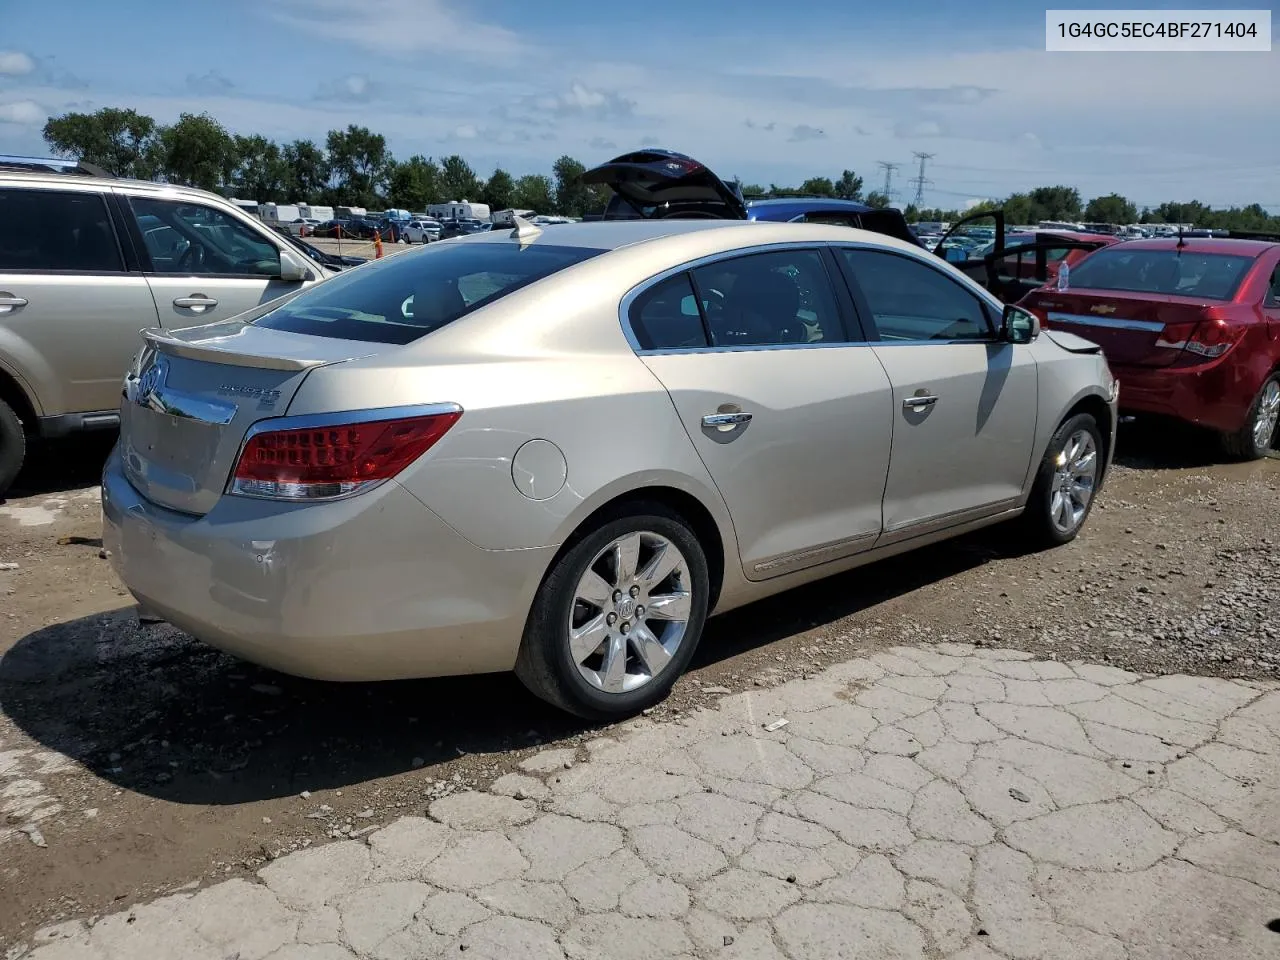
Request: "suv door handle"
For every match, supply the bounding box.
[702,412,753,427]
[0,295,28,312]
[173,296,218,310]
[903,394,939,409]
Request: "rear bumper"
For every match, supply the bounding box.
[1114,360,1257,435]
[101,448,553,681]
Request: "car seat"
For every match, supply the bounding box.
[714,269,803,345]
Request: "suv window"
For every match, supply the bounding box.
[0,188,123,273]
[692,249,844,346]
[129,197,281,277]
[840,248,991,341]
[253,242,603,344]
[629,273,707,350]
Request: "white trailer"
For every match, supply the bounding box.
[428,200,491,221]
[260,202,301,227]
[299,204,333,222]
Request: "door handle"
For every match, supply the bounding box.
[173,296,218,309]
[903,394,939,409]
[702,412,753,427]
[0,295,28,312]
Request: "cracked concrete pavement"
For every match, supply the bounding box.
[18,643,1280,960]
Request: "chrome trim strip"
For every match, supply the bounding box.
[878,497,1019,546]
[752,531,879,575]
[225,402,464,501]
[1047,312,1163,333]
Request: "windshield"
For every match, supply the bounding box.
[251,242,603,344]
[1067,248,1254,300]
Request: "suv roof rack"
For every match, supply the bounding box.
[0,155,115,178]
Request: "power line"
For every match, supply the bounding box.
[876,161,900,200]
[910,152,935,208]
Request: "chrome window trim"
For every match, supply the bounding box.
[225,402,464,502]
[618,239,1008,356]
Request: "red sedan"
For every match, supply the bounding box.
[1021,236,1280,459]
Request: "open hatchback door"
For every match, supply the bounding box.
[582,149,749,220]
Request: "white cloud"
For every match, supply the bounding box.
[0,51,35,75]
[266,0,525,58]
[0,100,46,125]
[788,124,826,142]
[894,120,946,139]
[451,124,478,139]
[315,73,382,103]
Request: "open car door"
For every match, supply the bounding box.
[982,235,1115,303]
[930,211,1006,284]
[583,149,748,220]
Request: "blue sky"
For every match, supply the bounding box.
[1,0,1276,209]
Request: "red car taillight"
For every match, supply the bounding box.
[1156,310,1246,360]
[229,410,461,501]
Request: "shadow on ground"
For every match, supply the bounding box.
[0,521,1016,806]
[2,434,117,502]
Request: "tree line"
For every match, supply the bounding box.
[41,107,1280,230]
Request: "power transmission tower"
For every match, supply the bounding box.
[910,152,935,208]
[876,161,900,200]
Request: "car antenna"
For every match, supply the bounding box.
[509,215,542,244]
[1176,225,1186,252]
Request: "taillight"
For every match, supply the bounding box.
[1155,311,1245,360]
[229,409,461,501]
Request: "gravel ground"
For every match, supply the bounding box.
[0,422,1277,944]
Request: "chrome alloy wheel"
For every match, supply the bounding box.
[568,531,693,694]
[1253,379,1280,451]
[1049,429,1098,534]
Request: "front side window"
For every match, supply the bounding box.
[691,249,844,346]
[1067,248,1254,301]
[253,242,603,344]
[130,197,281,277]
[0,188,123,273]
[840,248,992,341]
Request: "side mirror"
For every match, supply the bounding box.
[1001,304,1040,344]
[278,248,314,283]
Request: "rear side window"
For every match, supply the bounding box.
[0,189,123,273]
[629,273,707,349]
[692,249,844,346]
[253,242,603,344]
[1068,248,1254,300]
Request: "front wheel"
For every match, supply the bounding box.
[1018,412,1103,548]
[1221,374,1279,461]
[515,504,710,720]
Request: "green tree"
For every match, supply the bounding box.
[999,192,1037,225]
[230,135,288,200]
[438,154,483,202]
[799,176,836,197]
[325,125,390,207]
[512,174,555,213]
[834,170,864,201]
[42,107,159,179]
[1028,185,1082,221]
[552,155,591,216]
[1083,193,1137,224]
[483,168,515,211]
[387,155,440,210]
[282,139,330,203]
[157,113,235,190]
[864,191,890,209]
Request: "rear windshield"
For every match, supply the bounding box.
[252,242,602,344]
[1067,248,1253,300]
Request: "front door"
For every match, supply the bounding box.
[0,186,160,415]
[835,246,1039,541]
[125,195,307,327]
[629,248,893,579]
[933,211,1006,288]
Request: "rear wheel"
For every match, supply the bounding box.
[515,504,709,720]
[0,399,26,499]
[1221,374,1279,461]
[1018,412,1103,548]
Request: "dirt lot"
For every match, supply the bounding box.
[1,424,1277,945]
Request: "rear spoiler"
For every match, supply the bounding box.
[142,325,332,371]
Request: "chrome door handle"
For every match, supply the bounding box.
[0,296,28,312]
[702,412,753,427]
[903,394,939,409]
[173,296,218,309]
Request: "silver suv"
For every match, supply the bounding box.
[0,156,333,495]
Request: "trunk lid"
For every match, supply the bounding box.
[583,149,749,220]
[120,321,377,515]
[1023,289,1209,367]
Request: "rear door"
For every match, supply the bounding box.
[124,195,309,326]
[986,236,1113,303]
[630,246,893,579]
[0,185,159,416]
[932,211,1005,284]
[835,246,1039,539]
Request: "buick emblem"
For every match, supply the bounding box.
[135,354,168,406]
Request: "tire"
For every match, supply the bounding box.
[1018,412,1104,549]
[1220,374,1279,461]
[515,502,710,720]
[0,399,26,500]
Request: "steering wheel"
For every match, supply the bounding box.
[177,242,206,272]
